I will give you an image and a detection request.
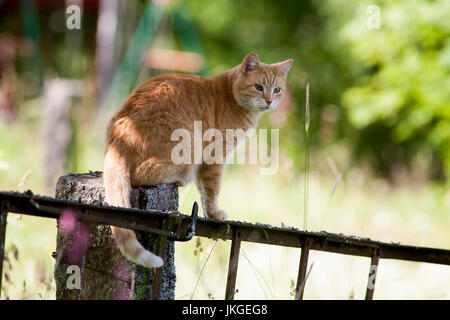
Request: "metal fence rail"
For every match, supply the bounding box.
[1,191,449,300]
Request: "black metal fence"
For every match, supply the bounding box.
[1,191,449,300]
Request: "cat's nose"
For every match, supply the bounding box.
[265,99,272,105]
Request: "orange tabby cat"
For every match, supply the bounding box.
[104,53,292,267]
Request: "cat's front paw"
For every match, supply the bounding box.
[206,208,228,221]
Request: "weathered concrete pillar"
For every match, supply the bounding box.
[54,172,177,300]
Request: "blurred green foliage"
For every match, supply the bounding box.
[187,0,450,180]
[1,0,449,180]
[334,0,450,179]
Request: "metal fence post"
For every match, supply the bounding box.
[225,229,241,300]
[365,248,380,300]
[295,238,311,300]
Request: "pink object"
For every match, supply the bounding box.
[67,223,90,265]
[114,262,131,300]
[59,210,77,234]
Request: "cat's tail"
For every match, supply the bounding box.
[103,147,164,268]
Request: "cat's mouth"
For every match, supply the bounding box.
[252,102,273,110]
[244,101,276,112]
[260,104,276,111]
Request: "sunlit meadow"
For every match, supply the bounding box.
[0,99,449,299]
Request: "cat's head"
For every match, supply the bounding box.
[232,53,293,112]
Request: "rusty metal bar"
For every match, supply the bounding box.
[0,192,196,241]
[191,221,450,266]
[295,238,311,300]
[150,238,167,300]
[0,201,8,297]
[225,229,241,300]
[76,221,89,300]
[150,202,198,300]
[150,223,169,300]
[1,192,449,267]
[365,248,380,300]
[150,203,197,299]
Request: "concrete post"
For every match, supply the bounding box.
[54,171,177,300]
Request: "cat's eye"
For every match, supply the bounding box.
[254,84,264,91]
[274,87,281,93]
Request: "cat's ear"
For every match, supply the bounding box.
[241,53,260,74]
[273,59,293,78]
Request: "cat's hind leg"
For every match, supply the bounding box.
[133,159,196,187]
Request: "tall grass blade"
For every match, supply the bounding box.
[240,247,275,299]
[297,262,314,296]
[190,240,217,300]
[304,83,310,231]
[320,173,342,230]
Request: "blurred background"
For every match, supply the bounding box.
[0,0,449,299]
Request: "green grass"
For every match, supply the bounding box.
[1,114,449,299]
[174,168,450,300]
